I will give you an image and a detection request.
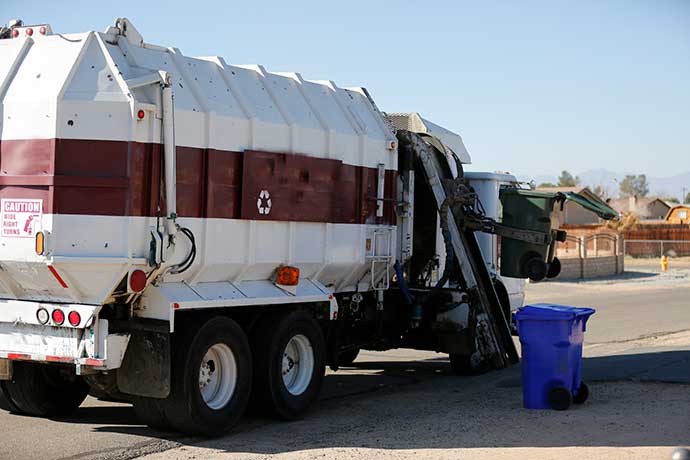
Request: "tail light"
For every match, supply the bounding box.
[25,28,33,36]
[68,311,81,327]
[51,309,65,325]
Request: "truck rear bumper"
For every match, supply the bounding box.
[0,299,130,373]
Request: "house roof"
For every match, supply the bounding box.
[665,204,690,220]
[608,196,672,214]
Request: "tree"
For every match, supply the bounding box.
[663,196,680,204]
[557,170,579,187]
[619,174,649,197]
[685,192,690,204]
[538,182,556,188]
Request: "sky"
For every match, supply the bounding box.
[3,0,689,178]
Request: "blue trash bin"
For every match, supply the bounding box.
[514,304,595,410]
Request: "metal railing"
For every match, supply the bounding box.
[623,239,690,258]
[555,233,621,259]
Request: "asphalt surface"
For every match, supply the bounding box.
[0,268,688,460]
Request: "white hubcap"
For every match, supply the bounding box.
[199,343,237,410]
[282,334,314,396]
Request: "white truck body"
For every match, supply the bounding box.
[0,19,544,434]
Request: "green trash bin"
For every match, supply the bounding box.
[500,189,562,281]
[499,188,618,281]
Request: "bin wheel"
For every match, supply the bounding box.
[573,381,589,404]
[523,254,547,282]
[548,386,572,411]
[546,257,561,279]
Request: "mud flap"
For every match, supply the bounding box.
[117,329,171,398]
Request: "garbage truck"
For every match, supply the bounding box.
[0,19,616,435]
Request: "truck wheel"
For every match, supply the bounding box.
[337,348,360,366]
[132,396,171,431]
[4,362,88,416]
[155,316,252,436]
[449,353,489,376]
[251,310,326,420]
[0,382,20,413]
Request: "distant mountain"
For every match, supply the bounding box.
[522,169,690,201]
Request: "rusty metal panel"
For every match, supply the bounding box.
[241,150,344,223]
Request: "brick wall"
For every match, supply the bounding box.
[554,254,624,280]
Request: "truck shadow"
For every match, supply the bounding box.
[67,350,689,453]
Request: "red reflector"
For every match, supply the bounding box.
[47,265,68,288]
[39,26,47,35]
[68,311,81,327]
[277,266,300,286]
[11,29,19,38]
[52,309,65,325]
[129,269,147,292]
[46,356,72,363]
[84,358,105,367]
[25,28,33,36]
[137,110,145,120]
[8,353,31,361]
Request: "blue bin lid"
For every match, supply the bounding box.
[514,304,595,321]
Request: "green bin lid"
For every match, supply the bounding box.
[500,187,618,220]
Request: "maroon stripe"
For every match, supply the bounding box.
[0,139,397,225]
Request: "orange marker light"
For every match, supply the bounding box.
[277,266,300,286]
[35,231,45,255]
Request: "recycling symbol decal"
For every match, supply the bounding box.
[257,190,272,215]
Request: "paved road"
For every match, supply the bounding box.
[0,271,688,460]
[524,279,690,343]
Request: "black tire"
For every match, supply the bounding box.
[0,381,20,413]
[85,373,130,403]
[548,386,572,411]
[156,316,253,436]
[251,310,326,420]
[337,348,360,366]
[546,257,562,279]
[132,396,172,431]
[524,255,547,282]
[449,353,490,376]
[4,362,89,416]
[573,381,589,405]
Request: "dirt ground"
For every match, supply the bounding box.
[139,269,690,460]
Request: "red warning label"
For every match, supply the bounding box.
[1,199,42,238]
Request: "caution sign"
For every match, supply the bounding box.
[1,199,42,238]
